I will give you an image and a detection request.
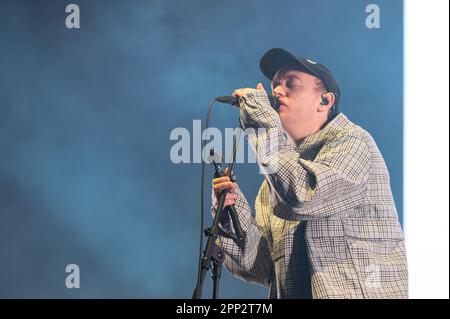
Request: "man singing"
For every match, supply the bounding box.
[211,48,408,299]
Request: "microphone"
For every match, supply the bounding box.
[216,95,280,110]
[209,148,245,240]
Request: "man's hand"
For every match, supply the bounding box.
[232,82,280,130]
[211,168,237,209]
[232,83,268,98]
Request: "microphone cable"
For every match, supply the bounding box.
[194,97,243,293]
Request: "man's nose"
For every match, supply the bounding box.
[272,85,287,97]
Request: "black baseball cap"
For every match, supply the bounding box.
[260,48,340,108]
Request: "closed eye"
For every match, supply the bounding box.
[285,77,302,89]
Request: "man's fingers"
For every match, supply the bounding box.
[224,193,238,207]
[212,176,230,185]
[233,88,257,97]
[257,82,268,94]
[233,85,267,98]
[224,167,236,180]
[213,181,235,192]
[227,193,238,200]
[224,199,237,207]
[214,188,238,199]
[215,192,238,207]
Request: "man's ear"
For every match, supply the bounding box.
[318,92,335,113]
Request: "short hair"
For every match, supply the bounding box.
[314,78,326,93]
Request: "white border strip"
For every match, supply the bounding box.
[404,0,449,299]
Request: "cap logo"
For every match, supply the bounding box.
[306,59,317,64]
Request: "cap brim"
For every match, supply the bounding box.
[260,48,317,80]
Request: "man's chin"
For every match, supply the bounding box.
[277,105,288,114]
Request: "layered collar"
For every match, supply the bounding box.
[295,113,350,157]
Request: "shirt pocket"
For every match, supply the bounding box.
[342,217,408,298]
[343,217,404,240]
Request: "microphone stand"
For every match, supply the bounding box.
[192,143,243,299]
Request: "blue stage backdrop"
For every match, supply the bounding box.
[0,0,403,298]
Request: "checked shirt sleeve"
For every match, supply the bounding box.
[238,90,372,220]
[211,185,273,287]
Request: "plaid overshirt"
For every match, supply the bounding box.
[212,90,408,299]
